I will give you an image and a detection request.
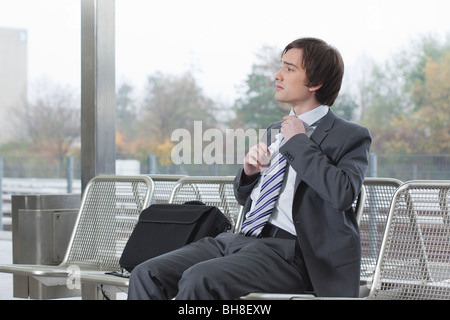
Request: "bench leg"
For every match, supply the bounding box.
[81,283,117,300]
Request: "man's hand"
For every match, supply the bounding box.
[243,142,271,177]
[281,116,306,141]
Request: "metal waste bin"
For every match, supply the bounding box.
[12,194,81,299]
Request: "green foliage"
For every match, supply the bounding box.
[386,52,450,154]
[231,46,290,130]
[2,33,450,175]
[232,66,288,130]
[333,93,358,121]
[116,71,220,162]
[116,82,138,140]
[360,33,450,154]
[141,71,218,137]
[0,140,37,157]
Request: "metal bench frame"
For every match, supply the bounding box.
[9,175,445,300]
[366,180,450,300]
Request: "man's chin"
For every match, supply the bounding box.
[274,92,285,103]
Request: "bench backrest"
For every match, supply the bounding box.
[61,175,154,271]
[168,176,244,233]
[368,180,450,300]
[358,178,403,282]
[148,174,185,204]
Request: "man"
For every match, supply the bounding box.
[128,37,371,299]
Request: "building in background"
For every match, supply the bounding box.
[0,27,27,143]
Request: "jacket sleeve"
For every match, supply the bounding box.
[233,168,260,206]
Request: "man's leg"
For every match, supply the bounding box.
[175,235,311,300]
[127,237,224,300]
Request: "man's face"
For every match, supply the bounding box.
[274,48,315,107]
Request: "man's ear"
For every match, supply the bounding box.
[308,84,323,92]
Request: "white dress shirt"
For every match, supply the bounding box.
[249,105,329,235]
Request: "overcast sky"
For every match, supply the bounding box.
[1,0,449,102]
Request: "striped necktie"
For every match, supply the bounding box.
[240,135,287,237]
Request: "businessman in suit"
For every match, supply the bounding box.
[128,37,371,299]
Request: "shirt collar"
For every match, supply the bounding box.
[289,105,329,127]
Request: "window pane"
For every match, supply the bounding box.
[0,0,81,178]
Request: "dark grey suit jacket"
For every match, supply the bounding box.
[234,109,372,297]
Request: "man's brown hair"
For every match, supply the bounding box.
[282,38,344,106]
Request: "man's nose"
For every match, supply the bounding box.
[274,69,282,81]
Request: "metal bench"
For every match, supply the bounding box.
[80,175,242,299]
[366,180,450,300]
[77,174,185,299]
[0,175,154,299]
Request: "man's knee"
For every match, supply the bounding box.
[129,262,148,286]
[176,262,224,299]
[128,258,173,299]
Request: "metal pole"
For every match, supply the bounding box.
[369,153,378,177]
[81,0,116,193]
[66,156,73,193]
[367,153,378,258]
[148,154,156,174]
[0,156,3,231]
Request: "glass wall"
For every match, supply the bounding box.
[114,0,450,177]
[0,0,449,180]
[0,0,81,179]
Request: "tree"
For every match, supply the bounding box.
[231,45,289,131]
[357,34,450,154]
[20,77,80,161]
[378,34,450,154]
[116,82,138,137]
[133,71,218,160]
[116,82,138,157]
[386,53,450,154]
[333,93,358,121]
[403,33,450,110]
[358,58,412,153]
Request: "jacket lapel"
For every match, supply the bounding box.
[310,109,336,146]
[293,109,337,190]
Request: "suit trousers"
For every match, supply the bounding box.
[127,230,312,300]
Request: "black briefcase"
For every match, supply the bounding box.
[119,201,231,272]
